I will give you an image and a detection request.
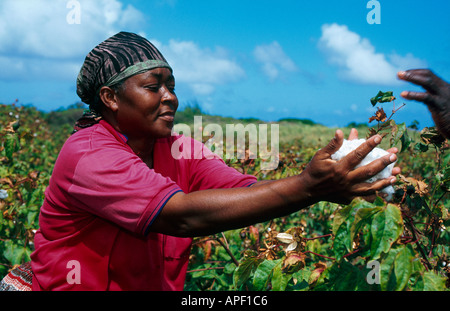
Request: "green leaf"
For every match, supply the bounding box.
[331,204,353,236]
[233,253,261,289]
[224,262,236,274]
[422,271,447,291]
[271,263,292,291]
[420,126,446,147]
[333,222,353,261]
[4,134,15,162]
[252,259,279,291]
[332,199,376,261]
[350,206,381,242]
[380,244,414,291]
[2,240,27,265]
[399,129,413,152]
[414,142,429,153]
[27,210,39,226]
[287,269,311,291]
[316,261,370,291]
[391,122,406,149]
[370,204,403,259]
[370,91,395,106]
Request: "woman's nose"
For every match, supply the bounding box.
[161,86,178,108]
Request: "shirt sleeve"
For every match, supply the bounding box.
[67,145,182,236]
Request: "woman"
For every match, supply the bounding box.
[29,32,399,290]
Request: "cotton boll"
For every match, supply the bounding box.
[331,139,396,201]
[0,189,8,199]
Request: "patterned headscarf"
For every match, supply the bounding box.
[74,32,171,132]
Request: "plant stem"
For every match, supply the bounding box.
[187,267,225,273]
[215,234,239,266]
[343,249,361,258]
[304,251,335,261]
[404,217,432,271]
[433,192,447,210]
[304,234,332,241]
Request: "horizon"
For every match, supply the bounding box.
[1,99,418,131]
[0,0,449,129]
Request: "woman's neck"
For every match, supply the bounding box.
[127,138,156,168]
[101,109,156,168]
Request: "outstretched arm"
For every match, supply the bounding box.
[398,69,450,138]
[150,131,398,237]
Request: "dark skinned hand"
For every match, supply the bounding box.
[398,69,450,139]
[301,129,399,205]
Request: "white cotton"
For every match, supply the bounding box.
[0,189,8,199]
[331,139,396,201]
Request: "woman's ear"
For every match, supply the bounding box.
[99,86,119,112]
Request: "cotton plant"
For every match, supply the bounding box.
[331,139,396,201]
[0,189,8,199]
[275,227,305,253]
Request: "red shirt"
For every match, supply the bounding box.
[31,120,256,290]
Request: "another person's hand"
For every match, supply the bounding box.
[398,69,450,139]
[301,130,400,204]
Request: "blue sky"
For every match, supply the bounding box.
[0,0,449,128]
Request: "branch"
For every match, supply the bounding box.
[404,217,432,270]
[187,267,225,273]
[304,234,332,241]
[215,233,239,266]
[303,251,335,261]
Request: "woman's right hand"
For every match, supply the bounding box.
[300,130,399,204]
[152,130,400,237]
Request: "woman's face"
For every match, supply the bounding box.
[113,67,178,140]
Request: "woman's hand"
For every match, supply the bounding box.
[300,130,400,204]
[152,129,400,237]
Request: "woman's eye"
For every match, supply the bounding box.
[145,85,160,92]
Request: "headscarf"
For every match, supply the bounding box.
[74,31,172,132]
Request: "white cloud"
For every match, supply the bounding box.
[319,23,427,85]
[253,41,298,80]
[154,40,245,95]
[389,52,427,70]
[0,0,244,97]
[0,0,145,80]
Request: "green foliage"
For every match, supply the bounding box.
[186,91,449,292]
[0,102,72,277]
[45,102,85,129]
[174,101,205,125]
[0,94,448,291]
[278,118,317,126]
[370,90,395,106]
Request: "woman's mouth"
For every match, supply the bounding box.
[159,111,175,122]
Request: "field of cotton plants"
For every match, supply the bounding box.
[0,92,449,291]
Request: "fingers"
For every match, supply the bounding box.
[348,152,397,183]
[319,129,344,158]
[398,69,434,80]
[400,90,432,104]
[392,166,401,176]
[348,128,358,140]
[401,90,446,112]
[397,69,442,93]
[386,147,398,154]
[346,176,396,204]
[310,131,401,204]
[340,134,382,169]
